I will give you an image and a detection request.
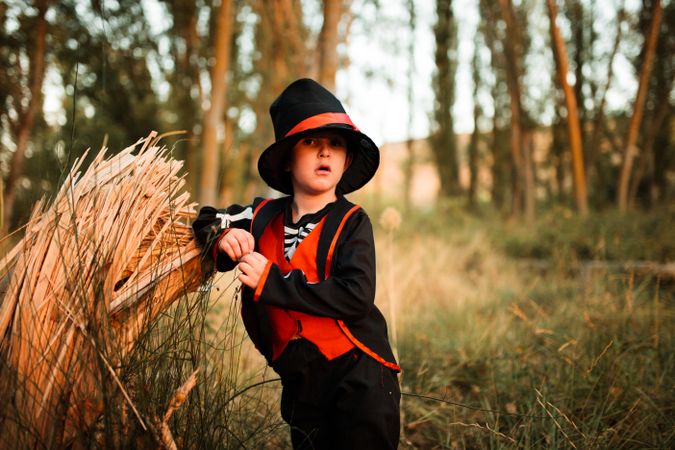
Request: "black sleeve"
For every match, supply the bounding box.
[256,210,376,321]
[191,198,265,272]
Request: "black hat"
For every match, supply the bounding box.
[257,78,379,195]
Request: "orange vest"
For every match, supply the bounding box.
[257,212,355,361]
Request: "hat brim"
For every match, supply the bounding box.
[258,124,379,195]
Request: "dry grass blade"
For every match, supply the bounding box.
[0,132,205,447]
[535,389,578,449]
[448,421,517,444]
[153,369,200,450]
[162,368,200,424]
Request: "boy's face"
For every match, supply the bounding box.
[288,131,351,197]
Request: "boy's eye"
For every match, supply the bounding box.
[330,138,346,148]
[302,138,315,146]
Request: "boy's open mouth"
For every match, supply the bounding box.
[316,164,331,174]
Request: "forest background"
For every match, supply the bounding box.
[1,0,673,448]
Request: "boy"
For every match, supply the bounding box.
[193,78,400,449]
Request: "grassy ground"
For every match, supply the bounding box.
[162,204,672,449]
[377,204,674,449]
[9,204,668,448]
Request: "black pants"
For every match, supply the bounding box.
[272,339,400,450]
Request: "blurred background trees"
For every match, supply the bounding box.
[1,0,673,234]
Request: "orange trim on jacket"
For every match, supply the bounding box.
[249,198,400,372]
[324,205,361,279]
[337,320,401,371]
[257,212,354,361]
[253,261,273,301]
[251,198,272,224]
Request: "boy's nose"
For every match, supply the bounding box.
[318,142,330,157]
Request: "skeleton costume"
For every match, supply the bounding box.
[193,79,400,450]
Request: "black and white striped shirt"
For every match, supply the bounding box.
[283,222,317,260]
[214,199,332,262]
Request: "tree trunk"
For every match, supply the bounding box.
[185,6,202,193]
[467,40,481,208]
[270,1,290,91]
[497,0,527,220]
[571,0,587,148]
[522,129,535,222]
[546,0,589,216]
[317,0,342,92]
[217,118,236,204]
[587,5,624,200]
[403,0,416,212]
[488,125,509,209]
[551,117,567,203]
[2,0,49,233]
[628,85,670,207]
[432,0,460,198]
[617,0,663,211]
[480,0,508,209]
[166,0,202,194]
[199,0,234,206]
[283,0,309,76]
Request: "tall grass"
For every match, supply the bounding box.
[115,277,286,449]
[0,137,286,449]
[2,169,672,448]
[374,205,674,449]
[0,251,287,448]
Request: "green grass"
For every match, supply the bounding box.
[385,207,675,449]
[3,203,672,448]
[493,205,675,262]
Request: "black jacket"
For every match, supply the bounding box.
[192,196,399,371]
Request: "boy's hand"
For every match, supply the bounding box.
[238,252,269,289]
[218,228,255,261]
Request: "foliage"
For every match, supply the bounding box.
[494,204,675,262]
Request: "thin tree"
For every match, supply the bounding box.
[628,1,674,206]
[497,0,534,222]
[403,0,416,212]
[199,0,234,206]
[431,0,460,198]
[617,0,663,211]
[587,3,625,202]
[567,0,592,150]
[467,35,482,208]
[546,0,589,216]
[629,84,672,206]
[2,0,50,233]
[317,0,342,92]
[480,0,509,210]
[163,0,204,192]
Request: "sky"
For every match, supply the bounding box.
[42,0,649,147]
[338,0,646,144]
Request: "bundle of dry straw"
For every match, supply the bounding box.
[0,132,204,446]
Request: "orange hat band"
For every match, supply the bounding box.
[284,112,359,138]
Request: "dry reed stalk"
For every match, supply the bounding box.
[0,132,205,446]
[155,368,200,450]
